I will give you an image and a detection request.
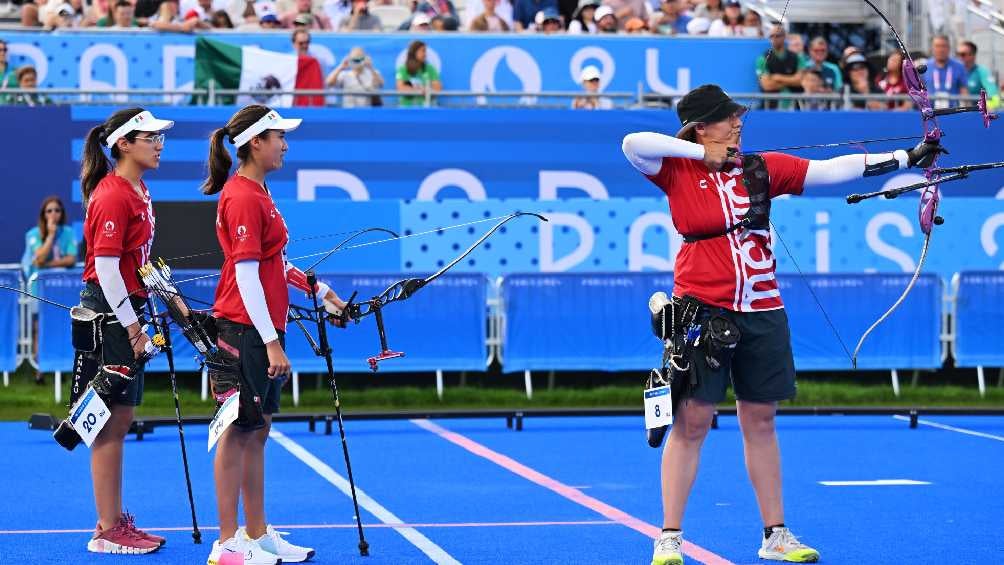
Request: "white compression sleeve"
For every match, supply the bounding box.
[622,132,706,175]
[234,260,279,344]
[804,150,909,187]
[94,255,139,328]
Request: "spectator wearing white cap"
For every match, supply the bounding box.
[469,0,511,31]
[567,0,598,33]
[410,11,432,29]
[513,0,556,30]
[535,6,563,32]
[843,52,884,110]
[572,65,613,109]
[684,15,709,34]
[706,0,741,36]
[594,4,617,32]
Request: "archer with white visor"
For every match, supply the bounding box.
[623,84,944,565]
[201,105,350,565]
[77,107,174,555]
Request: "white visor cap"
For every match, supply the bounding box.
[232,109,302,148]
[105,110,175,148]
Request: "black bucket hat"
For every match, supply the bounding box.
[675,84,747,139]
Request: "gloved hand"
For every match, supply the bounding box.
[906,139,948,168]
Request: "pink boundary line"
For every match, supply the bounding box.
[0,520,619,535]
[411,418,734,565]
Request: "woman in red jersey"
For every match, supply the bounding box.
[77,107,174,555]
[201,104,349,565]
[623,84,943,565]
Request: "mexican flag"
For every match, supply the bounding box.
[193,38,324,107]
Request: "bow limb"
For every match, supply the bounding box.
[851,233,931,369]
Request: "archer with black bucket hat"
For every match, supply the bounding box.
[622,84,945,565]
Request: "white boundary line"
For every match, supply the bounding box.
[892,415,1004,442]
[270,430,461,565]
[819,479,931,486]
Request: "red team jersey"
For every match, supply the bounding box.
[646,153,809,312]
[82,173,156,298]
[213,174,291,332]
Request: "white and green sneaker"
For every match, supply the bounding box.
[758,526,819,562]
[652,530,684,565]
[252,525,315,563]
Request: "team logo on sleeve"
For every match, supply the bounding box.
[236,225,249,242]
[103,221,116,238]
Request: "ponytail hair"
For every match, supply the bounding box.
[202,127,232,195]
[200,104,272,195]
[79,106,147,209]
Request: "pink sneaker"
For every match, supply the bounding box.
[87,520,160,554]
[122,512,166,547]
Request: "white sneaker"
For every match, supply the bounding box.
[651,530,684,565]
[758,526,819,562]
[254,525,315,562]
[207,533,281,565]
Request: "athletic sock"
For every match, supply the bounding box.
[764,523,785,540]
[662,528,681,535]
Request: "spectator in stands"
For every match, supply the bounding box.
[690,0,721,20]
[282,0,332,28]
[795,67,834,110]
[843,52,884,110]
[82,0,112,26]
[649,0,690,35]
[410,11,432,29]
[96,0,139,27]
[787,32,807,66]
[396,40,441,107]
[46,2,85,28]
[755,24,802,110]
[469,0,511,31]
[685,16,710,34]
[465,0,514,30]
[292,28,311,55]
[557,0,577,27]
[534,7,562,32]
[741,8,763,37]
[150,0,204,31]
[19,0,44,26]
[513,0,556,30]
[0,40,16,92]
[22,196,77,384]
[414,0,459,29]
[594,4,617,32]
[958,40,1000,109]
[572,65,612,109]
[706,0,741,36]
[339,0,382,29]
[211,9,235,26]
[925,34,969,107]
[180,0,216,23]
[803,36,842,92]
[567,0,598,33]
[252,11,282,28]
[322,0,352,29]
[291,29,325,106]
[623,15,646,32]
[327,46,384,107]
[603,0,646,25]
[877,51,913,111]
[11,65,51,106]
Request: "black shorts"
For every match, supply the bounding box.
[215,318,284,416]
[79,282,147,407]
[684,307,797,404]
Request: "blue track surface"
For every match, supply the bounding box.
[0,414,1001,564]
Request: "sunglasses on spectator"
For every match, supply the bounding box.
[135,133,166,145]
[351,57,365,63]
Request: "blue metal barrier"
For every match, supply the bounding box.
[953,271,1004,368]
[0,269,21,372]
[501,272,673,372]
